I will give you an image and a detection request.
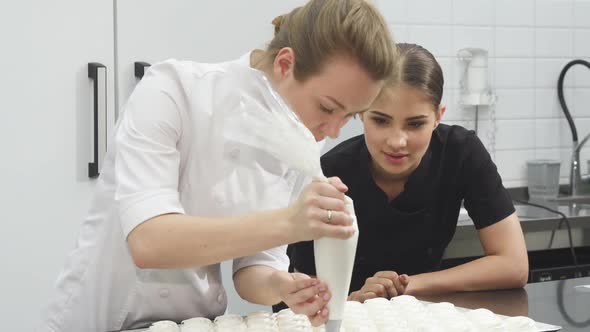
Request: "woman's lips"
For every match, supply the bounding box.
[384,151,408,165]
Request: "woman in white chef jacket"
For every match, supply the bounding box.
[41,1,397,331]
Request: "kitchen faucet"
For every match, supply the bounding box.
[570,133,590,196]
[558,59,590,196]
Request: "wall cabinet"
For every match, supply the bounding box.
[1,1,114,330]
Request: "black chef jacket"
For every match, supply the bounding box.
[288,124,515,294]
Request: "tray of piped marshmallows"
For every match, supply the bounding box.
[127,295,562,332]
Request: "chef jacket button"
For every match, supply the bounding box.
[159,288,170,298]
[229,148,240,160]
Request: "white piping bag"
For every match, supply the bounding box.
[222,65,357,332]
[314,197,358,332]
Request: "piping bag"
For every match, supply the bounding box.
[314,197,358,332]
[221,65,358,332]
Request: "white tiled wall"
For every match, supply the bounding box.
[375,0,590,187]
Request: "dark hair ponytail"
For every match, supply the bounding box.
[395,43,444,109]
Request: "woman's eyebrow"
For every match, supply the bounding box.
[405,115,429,121]
[366,112,429,121]
[367,110,392,119]
[323,95,345,110]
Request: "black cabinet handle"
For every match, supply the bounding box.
[87,62,107,178]
[134,61,151,79]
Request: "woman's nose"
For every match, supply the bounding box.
[323,119,346,139]
[325,124,340,139]
[387,130,407,149]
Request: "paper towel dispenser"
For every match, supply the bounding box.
[457,48,494,106]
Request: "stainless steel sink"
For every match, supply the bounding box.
[512,193,590,220]
[546,195,590,204]
[508,186,590,209]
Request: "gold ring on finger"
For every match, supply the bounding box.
[326,209,333,223]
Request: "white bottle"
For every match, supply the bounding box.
[314,196,359,332]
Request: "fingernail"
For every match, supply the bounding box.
[322,308,329,317]
[318,286,326,292]
[323,293,330,301]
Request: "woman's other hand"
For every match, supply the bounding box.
[272,271,332,326]
[348,271,410,302]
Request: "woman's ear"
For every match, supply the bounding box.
[434,104,446,128]
[273,47,295,80]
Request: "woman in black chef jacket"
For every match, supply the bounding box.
[288,43,529,302]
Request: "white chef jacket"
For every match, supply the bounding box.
[41,53,307,332]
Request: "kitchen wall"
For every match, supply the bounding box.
[326,0,590,188]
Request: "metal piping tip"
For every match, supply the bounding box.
[325,319,342,332]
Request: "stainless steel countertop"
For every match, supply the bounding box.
[419,276,590,332]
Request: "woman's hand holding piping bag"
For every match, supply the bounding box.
[286,176,355,242]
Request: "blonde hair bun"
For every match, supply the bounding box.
[271,15,285,35]
[265,0,397,82]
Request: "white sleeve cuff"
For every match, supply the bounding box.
[119,191,185,238]
[232,245,289,274]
